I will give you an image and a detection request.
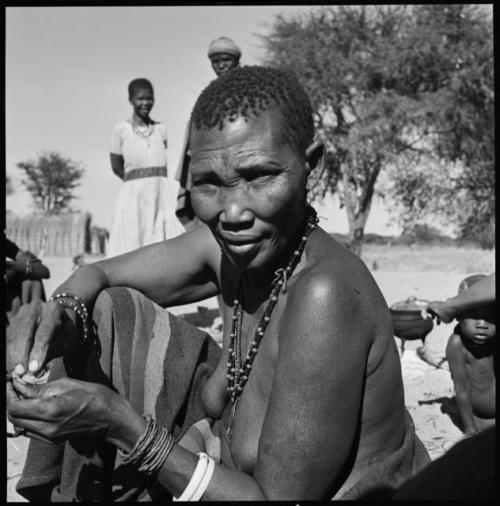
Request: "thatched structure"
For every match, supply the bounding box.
[6,211,108,257]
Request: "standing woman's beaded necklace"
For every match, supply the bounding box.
[226,205,319,440]
[130,119,155,146]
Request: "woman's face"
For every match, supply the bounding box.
[209,53,239,77]
[189,109,309,273]
[129,87,154,119]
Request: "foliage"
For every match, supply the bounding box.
[17,151,84,214]
[395,224,456,247]
[385,5,494,247]
[261,5,494,253]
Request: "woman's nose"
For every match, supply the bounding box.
[219,196,254,228]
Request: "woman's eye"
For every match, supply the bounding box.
[245,172,273,182]
[192,179,218,191]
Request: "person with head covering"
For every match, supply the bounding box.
[8,66,429,501]
[442,274,496,435]
[174,38,242,230]
[207,36,242,77]
[424,272,495,324]
[107,78,184,256]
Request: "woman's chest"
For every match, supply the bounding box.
[122,129,166,166]
[216,303,285,472]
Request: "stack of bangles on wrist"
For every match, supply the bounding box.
[118,415,175,476]
[119,415,215,500]
[49,292,92,343]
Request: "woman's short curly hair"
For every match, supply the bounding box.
[190,66,314,154]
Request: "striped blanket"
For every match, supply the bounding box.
[16,287,221,502]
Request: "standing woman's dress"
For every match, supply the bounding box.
[107,120,185,257]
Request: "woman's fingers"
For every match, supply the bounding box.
[7,381,45,417]
[11,377,43,399]
[28,301,67,374]
[6,300,43,375]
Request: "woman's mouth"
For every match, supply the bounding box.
[220,234,262,256]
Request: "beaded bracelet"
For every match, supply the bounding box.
[49,292,91,344]
[118,415,175,476]
[25,260,33,276]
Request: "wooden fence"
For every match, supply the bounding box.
[6,211,108,257]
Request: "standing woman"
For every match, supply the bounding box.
[107,78,184,257]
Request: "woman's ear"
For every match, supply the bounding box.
[305,141,326,190]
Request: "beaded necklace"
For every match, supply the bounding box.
[129,119,155,146]
[226,205,319,440]
[132,123,154,138]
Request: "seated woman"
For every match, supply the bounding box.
[5,234,50,320]
[6,66,429,501]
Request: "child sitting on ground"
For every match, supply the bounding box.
[445,274,495,436]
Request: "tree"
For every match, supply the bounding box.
[383,5,494,247]
[17,151,84,214]
[262,5,494,253]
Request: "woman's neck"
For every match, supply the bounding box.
[131,113,151,126]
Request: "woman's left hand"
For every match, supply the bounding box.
[6,377,120,444]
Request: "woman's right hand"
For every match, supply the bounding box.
[6,299,81,378]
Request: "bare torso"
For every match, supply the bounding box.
[199,228,406,495]
[462,345,495,418]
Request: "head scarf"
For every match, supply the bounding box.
[207,37,241,59]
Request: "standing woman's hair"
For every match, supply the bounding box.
[128,78,154,99]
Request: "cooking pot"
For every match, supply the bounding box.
[390,296,433,341]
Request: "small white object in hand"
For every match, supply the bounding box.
[13,369,50,385]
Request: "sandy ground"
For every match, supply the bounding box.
[7,257,475,501]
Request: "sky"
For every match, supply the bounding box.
[5,5,399,235]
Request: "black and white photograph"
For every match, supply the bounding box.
[5,4,494,501]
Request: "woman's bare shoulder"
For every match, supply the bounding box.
[279,230,391,355]
[300,229,385,308]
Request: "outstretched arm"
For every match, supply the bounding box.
[425,273,495,324]
[7,225,220,378]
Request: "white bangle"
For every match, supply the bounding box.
[173,452,209,502]
[191,454,215,501]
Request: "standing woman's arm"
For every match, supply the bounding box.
[110,122,125,179]
[110,154,125,179]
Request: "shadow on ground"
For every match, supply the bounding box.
[418,396,463,431]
